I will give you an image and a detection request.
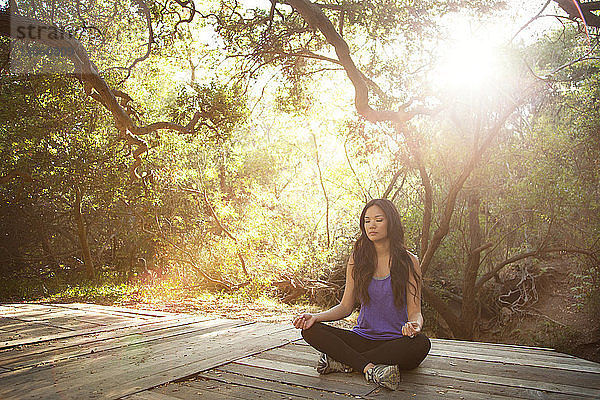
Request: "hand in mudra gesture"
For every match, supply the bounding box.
[402,321,421,338]
[293,313,317,330]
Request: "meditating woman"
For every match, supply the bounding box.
[292,198,431,390]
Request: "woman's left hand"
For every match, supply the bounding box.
[402,321,421,338]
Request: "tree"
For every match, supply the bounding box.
[1,0,245,180]
[2,0,597,340]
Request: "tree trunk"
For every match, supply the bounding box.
[422,285,463,338]
[461,192,482,339]
[74,186,95,279]
[39,223,58,267]
[312,133,330,247]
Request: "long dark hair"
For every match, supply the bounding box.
[351,198,420,310]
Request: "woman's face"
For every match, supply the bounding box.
[364,204,388,242]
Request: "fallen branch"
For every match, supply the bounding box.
[273,272,340,303]
[136,212,249,291]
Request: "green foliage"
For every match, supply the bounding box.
[0,74,134,277]
[516,320,579,356]
[2,1,599,356]
[0,269,137,303]
[168,82,249,140]
[572,264,600,315]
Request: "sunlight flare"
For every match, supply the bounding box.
[436,38,500,92]
[429,17,511,98]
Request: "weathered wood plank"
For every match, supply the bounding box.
[294,338,600,374]
[422,354,600,390]
[0,320,60,332]
[0,316,234,370]
[121,390,182,400]
[1,318,248,378]
[411,367,598,398]
[237,355,537,399]
[216,362,518,400]
[236,354,366,385]
[0,307,85,321]
[1,304,598,400]
[259,346,318,365]
[0,322,297,399]
[429,347,600,374]
[431,337,556,353]
[0,320,70,334]
[0,304,55,313]
[286,341,599,397]
[0,314,213,364]
[0,325,71,343]
[269,344,600,390]
[97,324,299,400]
[296,339,600,373]
[1,303,51,309]
[157,378,310,399]
[51,302,175,318]
[364,384,518,400]
[195,368,357,399]
[430,340,600,369]
[0,317,30,329]
[217,362,373,397]
[0,318,242,396]
[0,314,191,350]
[30,317,103,330]
[245,350,592,399]
[154,384,232,400]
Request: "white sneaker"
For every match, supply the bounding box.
[365,364,401,390]
[316,352,354,374]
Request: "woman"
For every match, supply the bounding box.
[293,199,431,390]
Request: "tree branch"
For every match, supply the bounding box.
[1,10,212,181]
[284,0,412,124]
[103,0,154,84]
[420,102,522,276]
[174,186,250,277]
[382,167,405,199]
[511,0,552,43]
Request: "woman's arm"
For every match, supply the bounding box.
[402,252,424,337]
[293,254,357,329]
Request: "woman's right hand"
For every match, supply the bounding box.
[293,313,317,330]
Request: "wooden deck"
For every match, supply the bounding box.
[0,303,599,399]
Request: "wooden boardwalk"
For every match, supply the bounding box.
[0,303,599,399]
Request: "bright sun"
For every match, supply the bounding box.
[436,39,500,92]
[429,15,511,97]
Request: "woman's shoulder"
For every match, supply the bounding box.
[405,249,418,260]
[405,249,419,266]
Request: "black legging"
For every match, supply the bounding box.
[301,322,431,373]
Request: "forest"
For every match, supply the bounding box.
[1,0,599,361]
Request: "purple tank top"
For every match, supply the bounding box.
[352,275,408,340]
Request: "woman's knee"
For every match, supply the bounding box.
[408,334,431,368]
[419,334,431,354]
[300,321,324,342]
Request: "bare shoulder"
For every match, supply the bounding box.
[406,249,418,262]
[348,251,355,263]
[406,250,420,269]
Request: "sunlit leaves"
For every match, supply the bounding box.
[168,81,249,141]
